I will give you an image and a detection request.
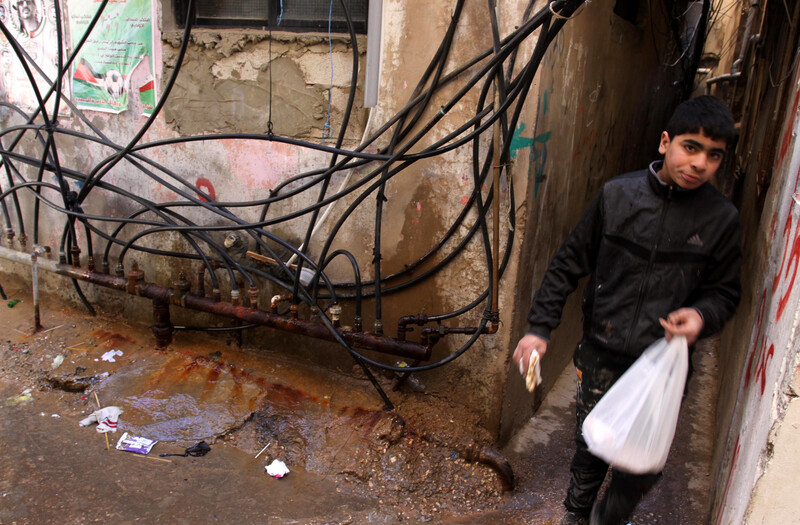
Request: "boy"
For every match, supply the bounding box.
[512,95,741,525]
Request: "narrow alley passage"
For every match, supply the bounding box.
[1,273,714,524]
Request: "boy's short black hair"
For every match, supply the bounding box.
[665,95,737,146]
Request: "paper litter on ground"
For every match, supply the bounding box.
[101,349,123,362]
[266,459,290,478]
[115,432,158,455]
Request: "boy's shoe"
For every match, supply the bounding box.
[558,510,590,525]
[589,501,634,525]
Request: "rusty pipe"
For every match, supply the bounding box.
[420,321,498,346]
[397,313,429,341]
[463,445,514,491]
[271,293,293,313]
[0,246,430,360]
[31,245,49,332]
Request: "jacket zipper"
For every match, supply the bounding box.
[623,185,673,353]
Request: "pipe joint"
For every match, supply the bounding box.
[271,294,292,313]
[70,245,81,267]
[330,303,343,328]
[126,262,143,295]
[172,272,191,307]
[248,286,259,308]
[31,245,48,260]
[397,314,429,341]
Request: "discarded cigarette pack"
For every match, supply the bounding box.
[116,432,158,455]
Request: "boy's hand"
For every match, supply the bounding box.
[513,334,548,378]
[659,308,704,345]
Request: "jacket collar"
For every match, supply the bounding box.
[647,160,704,197]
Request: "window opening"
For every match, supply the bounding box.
[174,0,368,33]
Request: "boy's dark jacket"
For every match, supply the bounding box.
[527,162,742,357]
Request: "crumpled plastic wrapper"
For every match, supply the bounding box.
[266,459,290,478]
[116,432,157,455]
[79,406,123,433]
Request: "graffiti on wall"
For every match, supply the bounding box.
[716,79,800,524]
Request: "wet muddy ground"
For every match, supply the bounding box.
[0,274,714,524]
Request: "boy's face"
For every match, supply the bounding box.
[657,130,728,190]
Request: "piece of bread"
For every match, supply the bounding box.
[524,350,542,392]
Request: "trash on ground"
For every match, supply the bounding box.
[79,406,123,433]
[159,441,211,458]
[101,349,123,362]
[266,459,290,478]
[394,360,426,392]
[115,432,158,455]
[51,355,65,370]
[7,299,20,308]
[7,388,33,405]
[254,441,271,459]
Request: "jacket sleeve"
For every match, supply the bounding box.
[527,189,604,341]
[691,212,742,338]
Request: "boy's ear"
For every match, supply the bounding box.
[658,131,671,155]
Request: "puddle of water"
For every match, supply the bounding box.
[97,353,273,444]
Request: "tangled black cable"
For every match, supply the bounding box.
[0,0,587,382]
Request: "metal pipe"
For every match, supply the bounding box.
[271,293,292,313]
[0,245,431,360]
[31,245,48,332]
[706,72,742,86]
[462,445,514,491]
[364,0,383,107]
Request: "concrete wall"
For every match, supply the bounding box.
[711,81,800,523]
[708,17,800,523]
[0,0,541,435]
[499,0,685,443]
[694,0,800,521]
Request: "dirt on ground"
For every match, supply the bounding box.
[0,275,522,524]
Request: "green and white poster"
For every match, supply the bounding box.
[67,0,155,115]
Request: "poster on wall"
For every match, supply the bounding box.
[67,0,156,115]
[0,0,71,117]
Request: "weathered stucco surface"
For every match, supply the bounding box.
[161,31,367,138]
[0,0,541,436]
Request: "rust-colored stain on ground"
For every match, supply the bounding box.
[88,329,137,349]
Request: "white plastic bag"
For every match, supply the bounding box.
[582,336,688,474]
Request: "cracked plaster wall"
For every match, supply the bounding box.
[160,30,367,139]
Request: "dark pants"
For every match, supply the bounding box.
[563,342,661,524]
